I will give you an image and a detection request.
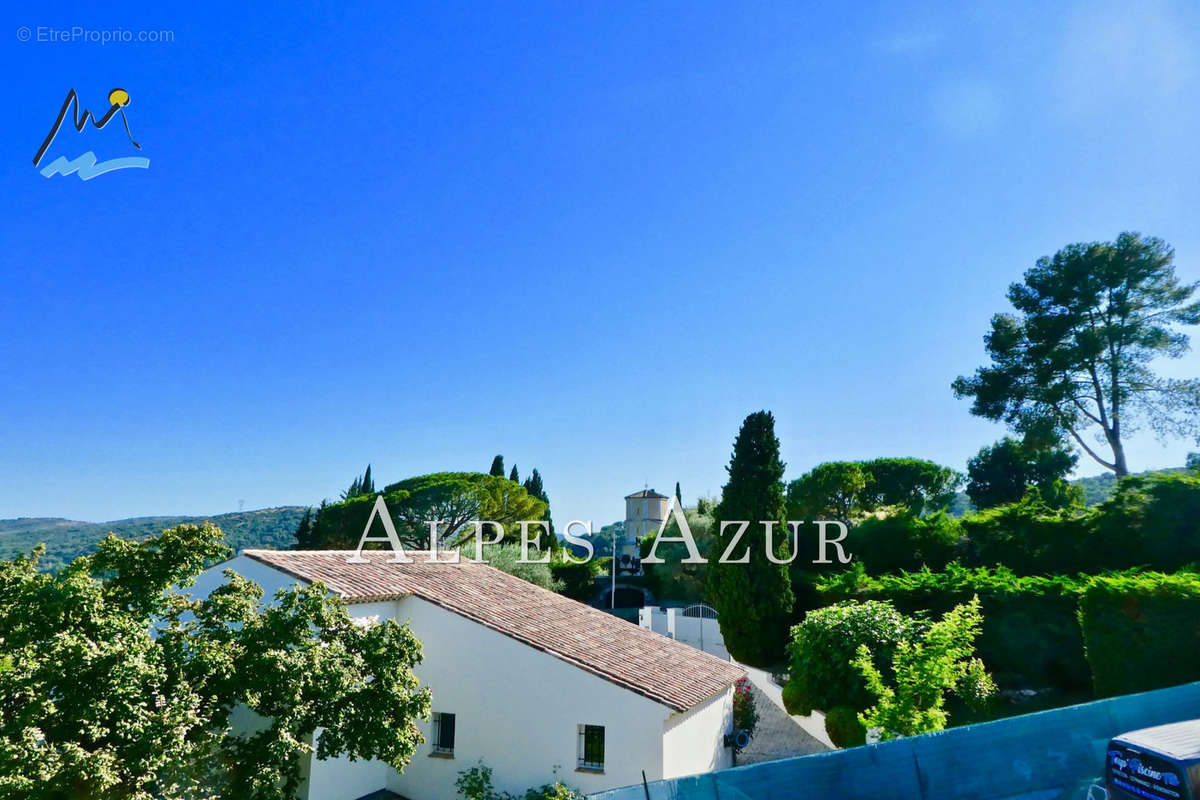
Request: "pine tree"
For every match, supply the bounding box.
[706,410,795,666]
[490,455,506,477]
[361,464,374,495]
[509,465,519,484]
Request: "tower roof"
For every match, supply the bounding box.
[625,488,668,499]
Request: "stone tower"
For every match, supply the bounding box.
[617,489,670,576]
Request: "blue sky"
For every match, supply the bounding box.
[2,0,1199,525]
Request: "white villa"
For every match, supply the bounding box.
[190,550,745,800]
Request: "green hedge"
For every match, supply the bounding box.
[819,564,1090,690]
[1079,571,1200,697]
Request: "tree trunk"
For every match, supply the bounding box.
[1110,435,1129,476]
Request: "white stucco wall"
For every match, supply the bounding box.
[662,687,734,777]
[639,607,730,661]
[385,595,673,799]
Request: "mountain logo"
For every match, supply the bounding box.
[33,88,150,180]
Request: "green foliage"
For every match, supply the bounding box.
[957,496,1091,575]
[640,508,713,604]
[707,411,794,666]
[0,507,308,574]
[461,543,561,591]
[1188,452,1200,472]
[1078,571,1200,697]
[854,597,996,740]
[966,437,1080,509]
[819,564,1090,691]
[0,524,430,800]
[1089,472,1200,573]
[490,455,506,477]
[455,762,583,800]
[549,559,599,601]
[788,458,962,522]
[783,600,915,715]
[845,512,960,574]
[307,472,547,550]
[732,677,758,740]
[341,463,375,500]
[787,462,867,523]
[824,706,866,748]
[857,458,963,516]
[952,232,1200,476]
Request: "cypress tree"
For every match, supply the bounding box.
[293,507,314,549]
[509,465,519,484]
[675,481,683,506]
[361,464,374,495]
[490,455,506,477]
[706,410,794,666]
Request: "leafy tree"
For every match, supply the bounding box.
[953,232,1200,476]
[966,437,1080,509]
[853,597,995,740]
[858,458,962,515]
[787,462,868,523]
[1188,452,1200,472]
[307,473,547,550]
[0,523,430,800]
[489,455,505,477]
[509,465,519,484]
[707,411,794,666]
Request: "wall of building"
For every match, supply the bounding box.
[189,560,737,800]
[387,595,673,799]
[639,607,730,661]
[661,687,734,778]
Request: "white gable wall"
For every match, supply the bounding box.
[661,686,734,778]
[384,595,673,799]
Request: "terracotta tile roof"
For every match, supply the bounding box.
[625,489,669,499]
[241,550,744,712]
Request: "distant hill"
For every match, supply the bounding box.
[0,507,307,572]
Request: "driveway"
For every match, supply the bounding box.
[735,663,834,764]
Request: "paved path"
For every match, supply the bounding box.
[735,663,833,764]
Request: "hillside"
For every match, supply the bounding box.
[0,507,307,572]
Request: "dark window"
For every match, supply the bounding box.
[432,712,456,755]
[578,724,605,770]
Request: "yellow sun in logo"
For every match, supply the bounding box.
[108,88,130,107]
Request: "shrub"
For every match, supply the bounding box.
[824,705,866,748]
[732,677,758,740]
[854,597,996,740]
[783,600,915,715]
[521,783,584,800]
[781,680,806,715]
[1078,571,1200,697]
[820,564,1090,691]
[550,559,599,601]
[456,762,500,800]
